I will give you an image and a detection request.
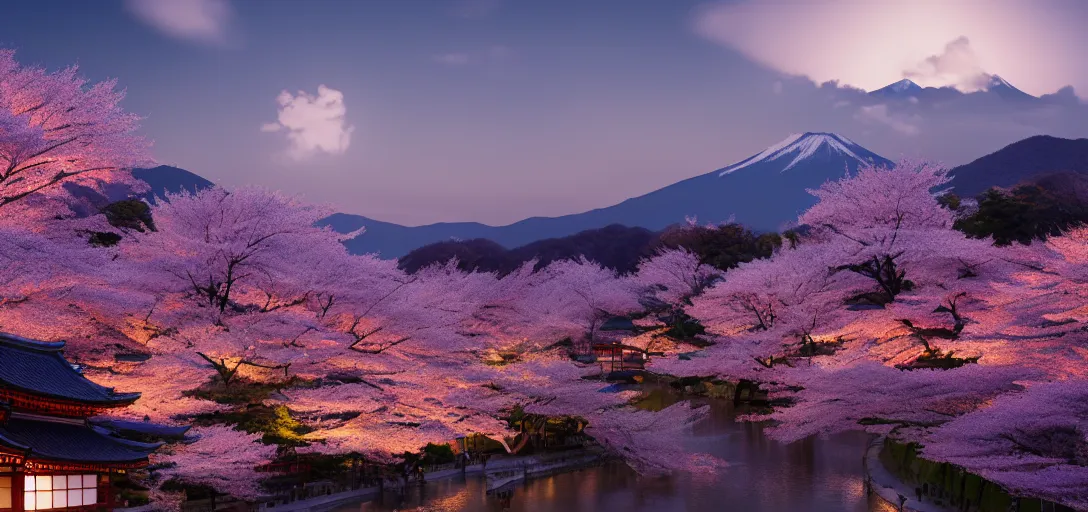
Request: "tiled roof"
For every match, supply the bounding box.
[90,418,191,440]
[0,416,157,464]
[0,333,141,405]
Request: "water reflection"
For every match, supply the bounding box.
[335,398,895,512]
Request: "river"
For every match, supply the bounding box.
[331,397,897,512]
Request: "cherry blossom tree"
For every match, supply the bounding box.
[523,257,641,347]
[0,49,151,212]
[136,187,358,314]
[753,362,1039,444]
[799,160,954,238]
[922,380,1088,510]
[153,425,277,500]
[635,248,721,307]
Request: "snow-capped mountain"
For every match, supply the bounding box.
[981,74,1035,100]
[869,79,924,98]
[868,74,1036,102]
[134,133,893,257]
[322,132,893,255]
[719,132,875,174]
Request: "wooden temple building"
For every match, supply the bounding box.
[0,333,178,511]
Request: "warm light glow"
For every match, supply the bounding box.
[692,0,1080,95]
[22,474,97,510]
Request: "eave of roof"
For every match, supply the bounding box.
[0,333,142,406]
[0,416,157,464]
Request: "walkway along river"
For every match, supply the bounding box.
[330,395,901,512]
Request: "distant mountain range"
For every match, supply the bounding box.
[948,135,1088,198]
[867,75,1043,103]
[132,166,213,204]
[866,74,1079,105]
[328,132,888,256]
[130,132,1088,258]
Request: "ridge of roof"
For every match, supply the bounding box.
[0,332,66,352]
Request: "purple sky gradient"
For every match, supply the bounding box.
[2,0,1087,225]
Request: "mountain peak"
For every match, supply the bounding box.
[718,132,871,176]
[980,74,1035,99]
[870,78,923,96]
[987,74,1013,89]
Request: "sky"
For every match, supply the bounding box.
[2,0,1088,226]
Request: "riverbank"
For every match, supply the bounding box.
[253,464,485,512]
[257,448,606,512]
[864,437,957,512]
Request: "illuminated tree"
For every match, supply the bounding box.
[0,49,150,211]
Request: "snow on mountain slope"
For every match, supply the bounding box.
[982,74,1035,100]
[869,79,924,98]
[163,133,894,258]
[719,132,869,175]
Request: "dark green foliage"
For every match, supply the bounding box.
[955,181,1088,246]
[657,223,782,272]
[399,224,658,274]
[184,377,299,405]
[399,222,784,275]
[88,199,156,247]
[397,238,510,274]
[897,350,979,370]
[193,404,312,447]
[102,199,156,232]
[879,439,1070,512]
[661,312,706,341]
[88,231,123,247]
[937,192,961,211]
[421,443,456,465]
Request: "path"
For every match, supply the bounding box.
[864,437,957,512]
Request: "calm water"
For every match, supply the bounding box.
[333,399,895,512]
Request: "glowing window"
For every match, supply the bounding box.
[22,474,97,510]
[0,476,12,509]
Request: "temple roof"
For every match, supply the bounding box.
[90,418,192,440]
[0,333,140,406]
[0,416,157,464]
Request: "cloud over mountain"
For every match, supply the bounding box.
[904,37,991,91]
[690,0,1086,97]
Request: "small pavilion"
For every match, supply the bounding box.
[0,333,175,511]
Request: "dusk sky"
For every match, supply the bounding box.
[3,0,1087,225]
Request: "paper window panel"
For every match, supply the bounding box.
[52,476,67,490]
[82,488,96,506]
[67,489,82,508]
[66,476,81,490]
[35,476,51,492]
[52,490,67,509]
[22,492,34,510]
[82,475,96,488]
[23,477,34,492]
[35,491,51,510]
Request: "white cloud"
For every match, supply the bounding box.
[433,53,471,66]
[855,104,921,136]
[904,37,990,92]
[126,0,231,45]
[261,85,354,160]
